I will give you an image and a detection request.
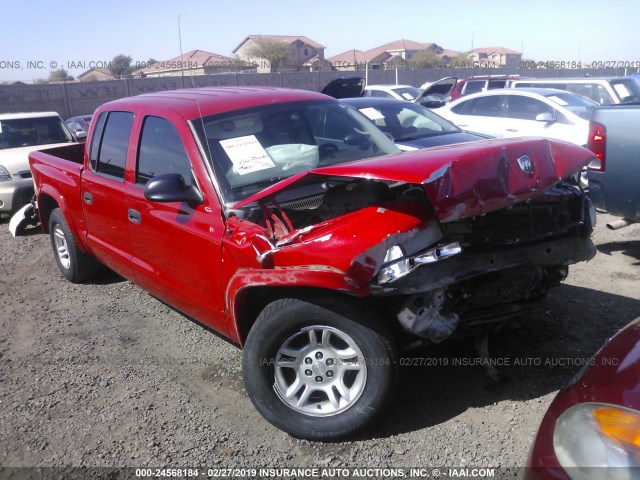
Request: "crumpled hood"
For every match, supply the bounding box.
[233,137,596,223]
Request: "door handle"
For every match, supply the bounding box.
[505,128,519,132]
[83,192,93,205]
[128,209,141,225]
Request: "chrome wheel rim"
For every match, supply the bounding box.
[53,224,70,270]
[273,326,367,417]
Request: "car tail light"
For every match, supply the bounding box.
[586,121,606,171]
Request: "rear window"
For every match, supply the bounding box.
[368,90,394,98]
[514,81,617,105]
[391,86,421,101]
[611,79,640,103]
[544,92,597,120]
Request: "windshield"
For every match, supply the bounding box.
[356,102,460,141]
[392,86,421,101]
[0,116,74,149]
[611,79,640,102]
[544,92,598,120]
[192,100,399,203]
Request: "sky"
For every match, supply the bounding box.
[1,0,639,83]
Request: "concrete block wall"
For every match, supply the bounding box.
[0,67,622,119]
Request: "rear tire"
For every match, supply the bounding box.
[48,208,101,283]
[242,297,397,440]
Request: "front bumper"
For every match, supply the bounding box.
[0,177,34,213]
[371,234,596,296]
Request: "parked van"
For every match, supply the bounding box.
[509,77,640,104]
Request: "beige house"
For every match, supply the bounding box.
[327,39,448,71]
[132,50,255,78]
[233,35,326,73]
[467,47,522,68]
[77,68,115,82]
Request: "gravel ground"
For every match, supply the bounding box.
[1,212,639,475]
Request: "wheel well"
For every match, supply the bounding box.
[234,287,364,346]
[37,194,60,234]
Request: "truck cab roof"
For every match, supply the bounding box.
[99,87,332,121]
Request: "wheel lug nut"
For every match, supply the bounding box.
[327,371,334,378]
[305,369,312,376]
[305,357,312,365]
[315,352,323,359]
[315,376,323,383]
[326,358,334,366]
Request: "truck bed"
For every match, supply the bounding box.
[587,104,640,222]
[29,143,86,240]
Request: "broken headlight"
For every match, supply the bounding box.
[377,242,462,284]
[377,245,411,284]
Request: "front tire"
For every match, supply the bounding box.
[242,297,397,440]
[48,208,101,283]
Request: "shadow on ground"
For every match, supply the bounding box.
[370,283,640,438]
[597,240,640,264]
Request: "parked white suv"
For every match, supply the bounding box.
[0,112,75,214]
[510,77,640,105]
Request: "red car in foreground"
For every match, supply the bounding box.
[526,317,640,479]
[24,86,597,440]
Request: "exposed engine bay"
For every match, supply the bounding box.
[240,177,427,236]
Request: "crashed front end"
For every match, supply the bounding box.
[368,182,596,342]
[227,138,597,344]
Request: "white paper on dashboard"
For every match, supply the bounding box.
[220,135,275,175]
[358,107,385,120]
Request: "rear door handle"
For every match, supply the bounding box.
[505,128,518,132]
[83,192,93,205]
[128,209,141,225]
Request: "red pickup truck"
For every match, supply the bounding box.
[28,86,597,440]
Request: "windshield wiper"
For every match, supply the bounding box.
[231,176,288,192]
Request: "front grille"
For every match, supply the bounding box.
[280,194,324,210]
[442,185,584,247]
[18,171,32,179]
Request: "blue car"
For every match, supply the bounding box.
[341,97,490,150]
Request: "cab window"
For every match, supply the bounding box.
[90,111,134,180]
[136,116,194,187]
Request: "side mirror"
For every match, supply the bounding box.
[343,132,372,149]
[535,112,555,123]
[74,130,87,140]
[144,173,203,205]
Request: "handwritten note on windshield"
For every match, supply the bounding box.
[220,135,275,175]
